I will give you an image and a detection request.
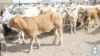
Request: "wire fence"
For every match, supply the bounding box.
[0,1,100,11]
[0,1,90,7]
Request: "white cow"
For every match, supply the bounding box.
[67,5,83,33]
[13,5,41,16]
[2,8,25,44]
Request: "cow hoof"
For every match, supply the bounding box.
[95,24,98,26]
[26,51,30,53]
[37,47,40,49]
[37,45,40,49]
[92,26,95,28]
[58,42,61,46]
[16,42,20,44]
[70,32,73,34]
[85,30,88,32]
[52,42,56,45]
[22,42,25,45]
[99,26,100,28]
[52,41,56,45]
[74,32,77,34]
[58,44,61,46]
[27,50,32,53]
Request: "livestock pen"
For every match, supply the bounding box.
[1,0,100,56]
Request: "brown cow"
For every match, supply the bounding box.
[80,8,99,31]
[8,12,63,53]
[96,8,100,28]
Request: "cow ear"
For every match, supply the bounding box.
[13,19,17,23]
[13,14,21,23]
[15,14,21,17]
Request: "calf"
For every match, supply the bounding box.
[8,12,63,53]
[67,6,81,33]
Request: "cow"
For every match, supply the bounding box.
[80,8,99,31]
[67,5,82,33]
[8,12,63,53]
[12,4,41,16]
[1,6,26,44]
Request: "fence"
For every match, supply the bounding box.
[0,1,99,15]
[0,1,90,7]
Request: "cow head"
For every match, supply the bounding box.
[8,14,27,30]
[78,7,84,14]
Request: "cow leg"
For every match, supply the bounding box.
[35,38,40,48]
[92,20,95,28]
[58,28,63,45]
[96,17,100,26]
[99,18,100,28]
[28,36,35,53]
[17,31,25,44]
[53,29,58,45]
[92,19,97,28]
[70,22,73,34]
[95,18,98,26]
[21,31,25,44]
[73,21,77,34]
[85,24,88,32]
[18,34,21,44]
[85,20,89,32]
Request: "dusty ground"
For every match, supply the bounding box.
[1,25,100,56]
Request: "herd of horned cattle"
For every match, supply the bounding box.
[0,3,100,53]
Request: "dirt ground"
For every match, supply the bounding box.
[1,25,100,56]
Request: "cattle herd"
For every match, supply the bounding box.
[0,3,100,53]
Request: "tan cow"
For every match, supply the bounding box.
[8,12,63,53]
[80,8,99,31]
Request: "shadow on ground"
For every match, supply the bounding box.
[86,39,100,46]
[88,27,100,35]
[1,42,57,53]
